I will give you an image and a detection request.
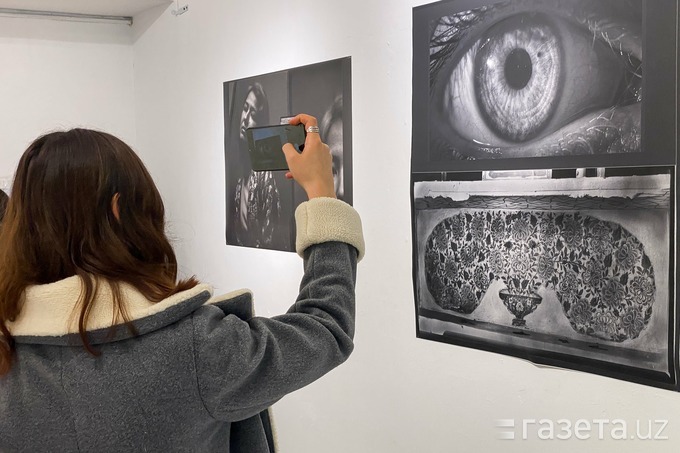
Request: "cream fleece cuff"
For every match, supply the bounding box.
[294,197,365,262]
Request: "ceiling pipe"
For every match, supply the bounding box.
[0,8,133,25]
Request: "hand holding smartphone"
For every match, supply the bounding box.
[281,114,336,199]
[246,124,306,171]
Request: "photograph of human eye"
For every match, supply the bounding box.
[427,0,643,160]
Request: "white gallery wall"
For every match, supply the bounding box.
[132,1,680,452]
[0,15,136,191]
[0,0,678,451]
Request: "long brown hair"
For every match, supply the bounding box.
[0,190,7,223]
[0,129,197,374]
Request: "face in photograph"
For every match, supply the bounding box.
[428,0,642,159]
[239,83,269,143]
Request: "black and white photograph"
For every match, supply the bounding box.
[412,167,676,389]
[412,0,677,171]
[224,57,352,251]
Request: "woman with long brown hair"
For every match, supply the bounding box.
[0,114,364,452]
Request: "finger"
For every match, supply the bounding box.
[304,130,323,150]
[305,131,322,146]
[288,113,318,128]
[285,172,293,179]
[281,143,298,160]
[288,114,321,146]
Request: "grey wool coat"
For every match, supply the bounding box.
[0,197,365,452]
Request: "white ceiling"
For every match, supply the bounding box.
[0,0,172,17]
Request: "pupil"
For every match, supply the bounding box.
[504,48,532,89]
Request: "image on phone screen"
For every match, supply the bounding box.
[247,124,305,171]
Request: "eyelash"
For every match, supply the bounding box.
[430,8,489,87]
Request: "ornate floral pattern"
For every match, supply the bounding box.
[424,214,490,314]
[582,261,605,288]
[561,215,584,248]
[569,299,592,326]
[601,279,625,308]
[470,213,486,242]
[621,307,646,339]
[558,270,578,297]
[539,215,558,243]
[489,249,505,275]
[616,239,641,271]
[552,213,656,342]
[630,276,655,304]
[490,215,506,242]
[424,211,656,341]
[592,312,618,338]
[510,214,532,242]
[536,254,555,281]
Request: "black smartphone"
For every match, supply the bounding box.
[245,124,306,171]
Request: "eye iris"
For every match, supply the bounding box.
[475,15,562,142]
[504,48,532,89]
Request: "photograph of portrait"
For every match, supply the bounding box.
[412,167,677,389]
[224,57,352,251]
[412,0,678,172]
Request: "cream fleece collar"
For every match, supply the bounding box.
[9,197,363,338]
[7,276,245,338]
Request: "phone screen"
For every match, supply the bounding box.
[246,124,306,171]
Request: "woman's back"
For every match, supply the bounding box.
[2,241,359,452]
[3,290,222,451]
[0,118,364,452]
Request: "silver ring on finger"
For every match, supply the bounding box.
[306,126,320,134]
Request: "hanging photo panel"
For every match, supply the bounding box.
[412,0,677,172]
[412,167,677,389]
[223,57,352,251]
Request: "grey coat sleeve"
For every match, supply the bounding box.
[191,241,357,422]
